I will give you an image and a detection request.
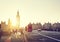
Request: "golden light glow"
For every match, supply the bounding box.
[0,0,60,27]
[11,17,16,26]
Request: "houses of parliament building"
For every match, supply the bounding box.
[0,10,20,32]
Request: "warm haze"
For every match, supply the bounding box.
[0,0,60,27]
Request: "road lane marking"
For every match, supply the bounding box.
[39,33,60,42]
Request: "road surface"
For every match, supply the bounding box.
[25,30,60,42]
[0,30,60,42]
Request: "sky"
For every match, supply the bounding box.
[0,0,60,27]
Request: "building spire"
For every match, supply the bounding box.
[17,10,19,17]
[16,10,20,28]
[8,18,11,28]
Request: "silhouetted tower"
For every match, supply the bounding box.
[8,18,11,28]
[16,10,20,28]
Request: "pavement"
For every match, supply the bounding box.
[0,31,28,42]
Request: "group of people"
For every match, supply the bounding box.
[12,28,24,35]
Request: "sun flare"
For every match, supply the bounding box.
[11,18,17,26]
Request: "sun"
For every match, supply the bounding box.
[11,18,17,26]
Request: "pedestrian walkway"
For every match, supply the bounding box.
[5,37,11,42]
[23,31,28,42]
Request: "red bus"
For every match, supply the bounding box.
[27,23,32,32]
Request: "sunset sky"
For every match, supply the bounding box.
[0,0,60,27]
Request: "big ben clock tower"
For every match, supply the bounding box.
[16,10,20,28]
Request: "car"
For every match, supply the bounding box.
[37,29,41,31]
